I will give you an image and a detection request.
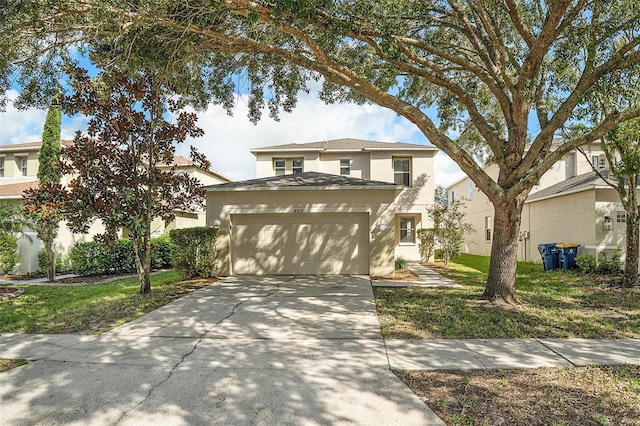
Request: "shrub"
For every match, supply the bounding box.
[169,227,218,278]
[575,249,623,275]
[575,254,597,274]
[395,257,407,270]
[0,233,18,274]
[38,250,72,274]
[417,228,436,262]
[151,234,175,269]
[69,242,108,276]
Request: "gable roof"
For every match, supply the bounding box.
[206,171,399,192]
[526,170,610,203]
[251,138,438,154]
[0,141,74,152]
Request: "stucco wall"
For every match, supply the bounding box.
[317,152,370,179]
[207,188,400,276]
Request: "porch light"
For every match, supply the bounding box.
[603,215,613,231]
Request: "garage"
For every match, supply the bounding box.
[230,212,370,275]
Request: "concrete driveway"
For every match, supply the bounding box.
[0,275,443,425]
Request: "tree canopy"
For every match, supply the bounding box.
[3,1,640,301]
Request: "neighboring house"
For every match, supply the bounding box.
[0,141,231,274]
[445,141,637,262]
[206,138,438,276]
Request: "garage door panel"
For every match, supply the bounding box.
[231,213,369,275]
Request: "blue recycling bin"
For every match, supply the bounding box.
[537,243,558,271]
[556,243,580,270]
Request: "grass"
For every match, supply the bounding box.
[397,365,640,426]
[374,254,640,339]
[0,359,28,373]
[0,271,213,334]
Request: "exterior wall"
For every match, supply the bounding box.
[523,190,596,262]
[252,148,437,262]
[207,188,399,276]
[0,151,39,183]
[317,152,370,179]
[448,148,605,259]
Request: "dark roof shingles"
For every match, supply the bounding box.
[206,171,398,190]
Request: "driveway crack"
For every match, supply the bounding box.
[114,284,281,424]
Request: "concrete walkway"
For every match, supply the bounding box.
[1,275,639,425]
[372,262,461,287]
[0,275,443,425]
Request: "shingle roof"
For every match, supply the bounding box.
[527,170,608,202]
[0,181,38,198]
[206,171,399,191]
[251,138,437,153]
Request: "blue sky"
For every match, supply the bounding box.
[0,85,465,187]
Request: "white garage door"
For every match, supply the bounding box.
[230,213,369,275]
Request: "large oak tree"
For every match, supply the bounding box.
[3,1,640,302]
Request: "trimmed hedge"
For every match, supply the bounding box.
[69,236,176,276]
[169,227,218,278]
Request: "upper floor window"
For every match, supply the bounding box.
[393,157,411,186]
[274,158,304,175]
[0,158,4,177]
[340,158,351,175]
[450,190,456,202]
[469,181,474,200]
[18,157,28,176]
[399,217,415,243]
[292,159,303,174]
[274,159,286,176]
[592,155,606,170]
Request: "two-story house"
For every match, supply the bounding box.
[0,141,231,274]
[446,141,640,263]
[206,138,438,276]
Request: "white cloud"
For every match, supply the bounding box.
[0,90,88,144]
[433,151,466,188]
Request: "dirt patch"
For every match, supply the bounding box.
[0,287,25,301]
[372,269,420,281]
[397,366,640,425]
[0,359,28,373]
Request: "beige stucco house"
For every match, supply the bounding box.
[0,141,231,274]
[446,142,638,263]
[206,138,439,276]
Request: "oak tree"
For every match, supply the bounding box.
[3,1,640,302]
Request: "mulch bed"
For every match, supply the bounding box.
[0,287,25,301]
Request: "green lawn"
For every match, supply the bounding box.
[0,271,211,334]
[375,254,640,339]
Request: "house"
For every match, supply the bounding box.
[206,138,438,276]
[446,141,639,262]
[0,141,231,274]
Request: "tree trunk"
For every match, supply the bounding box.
[43,226,56,282]
[623,207,639,287]
[483,196,526,304]
[132,233,152,295]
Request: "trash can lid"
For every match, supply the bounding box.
[556,243,579,248]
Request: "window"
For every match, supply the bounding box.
[274,159,286,176]
[617,211,627,223]
[340,158,351,175]
[399,217,415,243]
[20,158,28,176]
[450,190,456,202]
[469,181,474,200]
[485,216,492,242]
[393,158,411,186]
[0,158,4,177]
[292,159,303,174]
[592,155,605,170]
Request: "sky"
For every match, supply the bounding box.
[0,87,466,187]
